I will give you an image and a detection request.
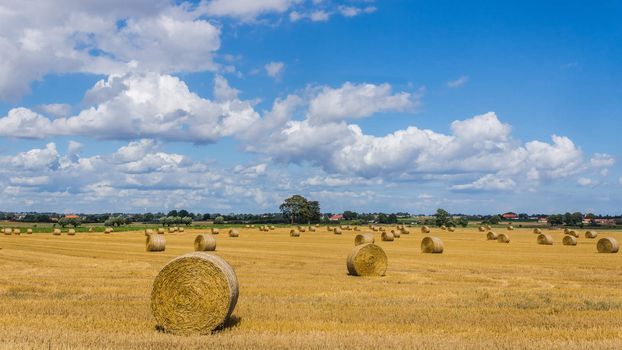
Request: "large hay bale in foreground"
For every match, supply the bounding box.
[597,237,619,253]
[355,233,374,246]
[486,231,498,240]
[194,234,216,251]
[333,227,342,235]
[146,234,166,252]
[290,229,300,237]
[67,229,76,236]
[53,228,61,236]
[421,226,431,234]
[211,228,220,235]
[151,252,238,335]
[421,236,444,253]
[478,226,486,232]
[228,229,239,237]
[381,231,394,242]
[169,227,176,233]
[533,228,542,234]
[497,233,510,243]
[537,234,553,245]
[562,235,577,246]
[585,230,598,239]
[346,244,387,277]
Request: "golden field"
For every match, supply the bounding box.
[0,226,620,349]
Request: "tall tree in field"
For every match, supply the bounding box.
[435,208,451,227]
[279,195,321,224]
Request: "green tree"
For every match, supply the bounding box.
[214,216,225,224]
[435,208,451,227]
[548,214,563,226]
[489,215,501,225]
[181,216,192,226]
[279,195,321,224]
[343,210,359,220]
[458,217,469,227]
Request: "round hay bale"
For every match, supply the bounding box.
[585,230,598,239]
[440,225,447,231]
[228,229,239,238]
[250,225,255,228]
[315,224,320,227]
[105,227,113,234]
[169,227,175,233]
[270,226,275,230]
[400,228,410,234]
[145,229,154,236]
[564,228,570,235]
[597,237,619,253]
[355,233,375,246]
[194,234,216,251]
[566,230,579,238]
[381,231,394,242]
[353,226,360,231]
[346,244,387,277]
[478,226,486,232]
[88,227,93,232]
[158,228,165,234]
[421,226,431,234]
[309,226,316,232]
[372,226,379,232]
[533,228,542,234]
[67,229,76,236]
[146,234,166,252]
[327,226,333,232]
[245,225,250,228]
[151,252,238,335]
[27,228,33,234]
[392,229,401,238]
[507,226,514,231]
[562,235,577,246]
[3,228,11,235]
[179,227,185,233]
[486,231,498,240]
[497,233,510,243]
[13,228,21,235]
[537,234,553,245]
[299,226,306,232]
[211,228,220,235]
[53,228,61,236]
[448,226,455,232]
[421,236,444,253]
[333,227,342,235]
[485,224,492,230]
[290,229,300,237]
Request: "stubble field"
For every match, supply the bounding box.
[0,226,620,349]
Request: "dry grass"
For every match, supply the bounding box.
[0,227,620,349]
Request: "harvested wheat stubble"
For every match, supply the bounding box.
[194,234,217,251]
[533,228,542,234]
[228,229,239,237]
[355,233,375,246]
[211,228,220,235]
[346,243,387,277]
[27,229,32,234]
[158,228,165,234]
[479,226,486,232]
[145,229,154,236]
[566,230,579,237]
[151,252,238,335]
[421,236,444,253]
[146,234,166,252]
[67,229,76,236]
[537,234,553,245]
[421,226,431,234]
[585,230,598,239]
[381,231,394,242]
[290,229,300,237]
[507,226,514,231]
[597,237,619,253]
[333,227,342,235]
[497,233,511,243]
[53,228,61,236]
[563,235,577,246]
[486,231,498,240]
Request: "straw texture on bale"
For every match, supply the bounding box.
[67,229,76,236]
[299,227,306,232]
[507,226,514,231]
[290,229,300,237]
[151,252,238,335]
[333,227,342,235]
[497,233,511,243]
[211,228,220,235]
[381,231,394,241]
[597,237,619,253]
[146,234,166,252]
[421,226,431,234]
[585,230,597,239]
[346,244,387,277]
[566,230,579,238]
[533,228,542,234]
[53,228,61,235]
[479,226,486,232]
[27,228,33,234]
[194,234,216,251]
[486,231,498,240]
[354,233,374,246]
[228,229,239,237]
[562,235,577,246]
[537,234,553,245]
[421,236,444,254]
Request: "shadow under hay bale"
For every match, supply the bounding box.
[346,243,387,276]
[151,252,239,335]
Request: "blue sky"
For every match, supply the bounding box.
[0,0,621,214]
